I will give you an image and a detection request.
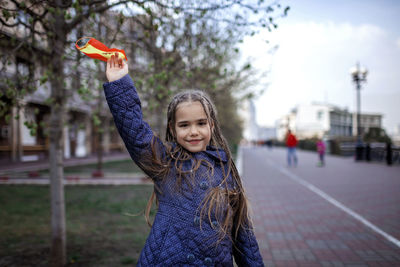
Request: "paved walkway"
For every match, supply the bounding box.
[241,146,400,266]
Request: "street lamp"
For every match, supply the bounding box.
[350,62,368,161]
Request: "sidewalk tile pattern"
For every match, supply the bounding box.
[241,147,400,266]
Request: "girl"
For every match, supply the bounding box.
[316,139,326,167]
[104,53,264,266]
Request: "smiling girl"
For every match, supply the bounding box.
[103,53,264,266]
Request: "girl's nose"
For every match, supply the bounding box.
[189,125,199,135]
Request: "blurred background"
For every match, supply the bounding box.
[0,0,399,266]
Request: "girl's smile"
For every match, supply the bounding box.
[174,101,212,152]
[187,139,202,145]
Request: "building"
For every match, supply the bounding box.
[241,99,258,142]
[352,113,383,137]
[275,103,382,141]
[241,99,277,143]
[329,106,353,137]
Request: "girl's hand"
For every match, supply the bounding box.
[106,52,128,82]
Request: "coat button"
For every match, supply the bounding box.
[204,257,213,266]
[200,181,208,190]
[211,220,218,228]
[187,253,195,262]
[194,216,200,226]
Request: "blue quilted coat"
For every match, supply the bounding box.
[104,75,264,266]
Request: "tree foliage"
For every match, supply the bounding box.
[364,127,391,143]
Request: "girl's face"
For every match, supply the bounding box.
[173,101,212,152]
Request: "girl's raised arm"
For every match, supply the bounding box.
[103,53,166,179]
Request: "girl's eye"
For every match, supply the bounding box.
[178,123,188,128]
[198,121,208,126]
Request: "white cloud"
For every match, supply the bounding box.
[396,37,400,49]
[241,21,400,132]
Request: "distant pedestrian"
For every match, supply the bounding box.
[386,142,393,166]
[103,53,264,266]
[316,139,326,166]
[266,139,273,149]
[285,129,298,166]
[365,143,371,162]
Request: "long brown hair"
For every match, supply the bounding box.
[144,90,251,242]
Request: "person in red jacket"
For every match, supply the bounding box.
[286,129,298,166]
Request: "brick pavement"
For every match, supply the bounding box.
[241,146,400,266]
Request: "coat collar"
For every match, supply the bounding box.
[169,143,229,163]
[202,146,228,163]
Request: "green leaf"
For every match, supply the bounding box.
[93,114,101,126]
[6,88,15,98]
[65,12,72,20]
[44,97,54,105]
[2,9,11,21]
[145,7,152,15]
[5,114,11,123]
[118,12,124,24]
[284,6,290,16]
[40,75,48,85]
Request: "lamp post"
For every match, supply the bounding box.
[350,62,368,161]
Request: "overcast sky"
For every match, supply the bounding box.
[241,0,400,134]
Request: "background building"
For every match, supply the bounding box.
[275,103,382,141]
[241,99,277,143]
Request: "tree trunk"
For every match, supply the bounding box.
[48,6,67,266]
[95,64,107,175]
[96,126,103,172]
[11,105,23,162]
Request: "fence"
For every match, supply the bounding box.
[338,142,400,164]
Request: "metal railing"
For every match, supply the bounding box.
[339,142,400,164]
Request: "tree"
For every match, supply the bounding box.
[364,127,391,143]
[0,1,288,265]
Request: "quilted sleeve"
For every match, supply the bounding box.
[103,74,165,179]
[233,222,265,267]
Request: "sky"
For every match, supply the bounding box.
[240,0,400,135]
